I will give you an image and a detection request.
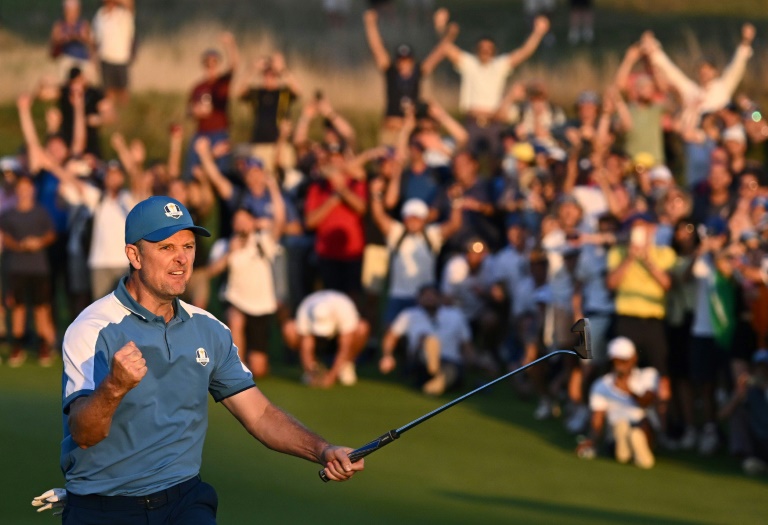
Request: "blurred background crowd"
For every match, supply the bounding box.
[1,0,767,476]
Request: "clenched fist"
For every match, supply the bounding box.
[110,342,147,393]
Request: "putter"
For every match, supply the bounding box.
[319,318,592,482]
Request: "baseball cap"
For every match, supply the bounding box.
[705,215,728,237]
[633,152,656,171]
[577,91,600,106]
[401,198,429,220]
[125,196,211,245]
[723,125,747,144]
[511,142,535,164]
[752,348,768,365]
[243,156,264,170]
[395,44,414,59]
[607,337,636,360]
[649,165,673,183]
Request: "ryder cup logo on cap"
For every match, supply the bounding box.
[125,196,211,244]
[164,202,184,219]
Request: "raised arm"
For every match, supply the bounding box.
[615,44,643,94]
[265,174,287,239]
[507,16,550,69]
[369,177,394,237]
[109,132,141,183]
[438,185,464,239]
[167,124,183,180]
[16,94,46,173]
[363,9,391,71]
[421,22,460,75]
[70,87,87,157]
[221,387,362,481]
[717,23,755,98]
[271,52,302,97]
[641,31,699,103]
[220,31,240,73]
[428,100,468,149]
[318,98,356,147]
[194,136,234,201]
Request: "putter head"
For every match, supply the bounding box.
[570,318,593,360]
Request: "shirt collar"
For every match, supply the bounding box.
[114,276,190,323]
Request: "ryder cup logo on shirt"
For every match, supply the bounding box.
[164,203,184,219]
[195,348,210,366]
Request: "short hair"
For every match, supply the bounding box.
[476,35,496,46]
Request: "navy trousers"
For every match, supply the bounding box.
[62,475,217,525]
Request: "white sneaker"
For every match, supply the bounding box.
[742,457,767,476]
[533,398,553,420]
[338,362,357,386]
[679,426,697,451]
[698,423,719,456]
[630,427,655,469]
[566,405,590,434]
[613,421,632,464]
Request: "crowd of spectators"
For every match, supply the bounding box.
[2,0,768,476]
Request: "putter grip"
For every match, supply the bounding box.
[318,429,400,482]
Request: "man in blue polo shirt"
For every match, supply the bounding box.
[53,196,363,524]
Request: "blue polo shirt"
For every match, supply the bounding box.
[60,277,254,496]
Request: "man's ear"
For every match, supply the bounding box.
[126,244,141,271]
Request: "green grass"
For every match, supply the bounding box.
[2,361,765,525]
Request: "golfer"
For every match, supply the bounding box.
[57,196,363,524]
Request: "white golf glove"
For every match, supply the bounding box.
[31,488,67,516]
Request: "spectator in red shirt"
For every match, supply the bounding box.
[305,144,367,297]
[185,31,240,179]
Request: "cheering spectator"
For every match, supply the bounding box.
[304,145,367,297]
[641,24,755,125]
[237,52,301,174]
[0,177,57,367]
[576,337,658,469]
[186,32,240,179]
[284,290,370,388]
[208,207,284,378]
[607,213,676,440]
[92,0,135,104]
[362,8,456,144]
[380,284,474,395]
[49,0,93,81]
[370,176,461,323]
[442,15,550,155]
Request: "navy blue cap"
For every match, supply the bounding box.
[125,196,211,245]
[705,215,728,237]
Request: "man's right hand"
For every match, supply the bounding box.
[110,342,147,393]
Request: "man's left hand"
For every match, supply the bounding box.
[320,446,364,482]
[31,488,66,515]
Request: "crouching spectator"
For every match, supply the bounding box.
[380,284,474,395]
[576,337,658,469]
[283,290,370,388]
[720,349,768,476]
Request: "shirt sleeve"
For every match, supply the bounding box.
[455,51,475,74]
[386,221,405,249]
[62,321,111,413]
[389,309,411,337]
[589,380,609,413]
[209,325,254,402]
[425,224,444,252]
[296,301,311,336]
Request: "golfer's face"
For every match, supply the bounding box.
[139,229,196,300]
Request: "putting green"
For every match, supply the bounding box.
[2,363,765,524]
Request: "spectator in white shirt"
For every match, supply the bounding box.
[207,206,284,379]
[640,24,755,127]
[370,178,461,324]
[380,284,474,396]
[576,337,658,469]
[283,290,370,389]
[92,0,135,104]
[441,15,550,155]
